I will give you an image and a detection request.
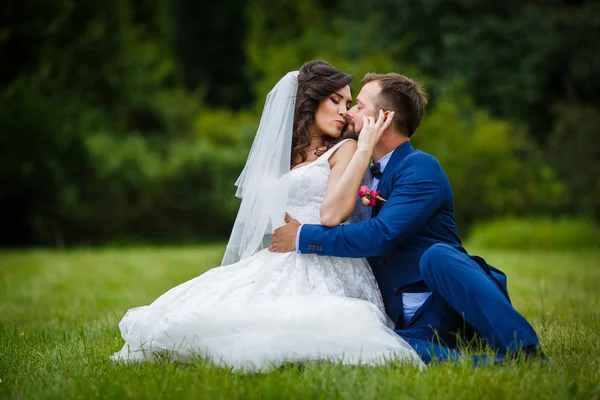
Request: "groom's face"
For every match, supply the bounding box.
[345,81,381,137]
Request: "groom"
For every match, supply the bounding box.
[270,72,545,364]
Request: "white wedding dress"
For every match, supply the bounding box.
[111,142,424,372]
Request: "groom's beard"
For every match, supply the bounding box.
[342,119,358,140]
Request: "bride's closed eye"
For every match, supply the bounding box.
[332,97,351,111]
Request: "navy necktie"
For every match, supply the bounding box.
[370,162,382,179]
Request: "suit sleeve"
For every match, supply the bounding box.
[298,154,445,258]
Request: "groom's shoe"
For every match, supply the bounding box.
[471,345,549,368]
[511,344,549,363]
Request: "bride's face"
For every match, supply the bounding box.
[312,85,352,139]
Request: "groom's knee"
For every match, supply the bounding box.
[420,243,455,280]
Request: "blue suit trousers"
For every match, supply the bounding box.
[395,243,539,363]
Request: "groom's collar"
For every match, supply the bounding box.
[374,141,414,195]
[375,150,395,173]
[387,141,414,168]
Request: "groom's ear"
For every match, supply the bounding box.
[383,110,393,122]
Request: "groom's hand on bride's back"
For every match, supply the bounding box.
[269,213,300,252]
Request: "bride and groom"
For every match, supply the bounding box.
[111,60,544,371]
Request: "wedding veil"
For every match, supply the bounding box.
[221,71,299,265]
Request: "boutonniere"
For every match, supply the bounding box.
[358,185,387,207]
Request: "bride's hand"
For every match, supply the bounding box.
[357,109,395,152]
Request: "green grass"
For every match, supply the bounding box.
[467,217,600,250]
[1,244,599,399]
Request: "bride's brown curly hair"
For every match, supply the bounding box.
[291,60,353,167]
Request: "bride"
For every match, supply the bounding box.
[111,60,424,372]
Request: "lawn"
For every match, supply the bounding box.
[1,244,599,399]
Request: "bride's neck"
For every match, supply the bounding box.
[306,128,326,156]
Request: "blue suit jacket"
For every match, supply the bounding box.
[299,142,507,325]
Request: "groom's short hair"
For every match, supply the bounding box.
[362,73,428,137]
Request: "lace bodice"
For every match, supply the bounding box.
[285,139,369,225]
[285,140,348,224]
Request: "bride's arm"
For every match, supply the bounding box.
[319,140,370,226]
[320,111,394,227]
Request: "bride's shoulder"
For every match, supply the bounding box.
[337,138,358,149]
[335,138,358,155]
[328,139,357,166]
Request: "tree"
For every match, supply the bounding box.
[343,0,600,143]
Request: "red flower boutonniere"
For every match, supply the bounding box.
[358,185,387,207]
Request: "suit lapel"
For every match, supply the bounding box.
[372,142,415,217]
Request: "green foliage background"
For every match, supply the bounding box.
[1,0,598,246]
